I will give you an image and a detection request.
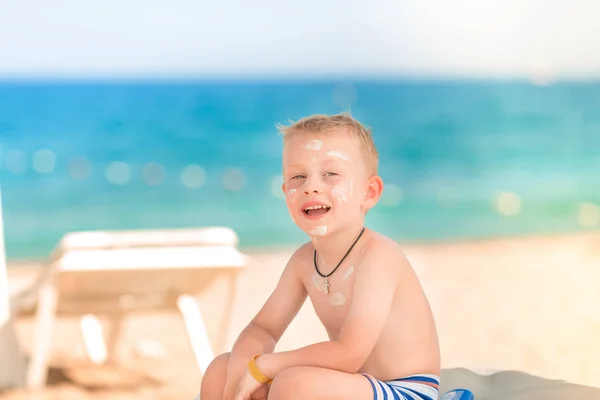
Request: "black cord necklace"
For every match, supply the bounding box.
[313,226,365,294]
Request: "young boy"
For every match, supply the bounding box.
[200,112,441,400]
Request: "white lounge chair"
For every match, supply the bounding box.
[25,226,248,389]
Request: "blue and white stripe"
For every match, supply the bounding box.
[363,373,440,400]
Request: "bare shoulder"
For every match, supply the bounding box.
[360,230,412,276]
[295,240,315,257]
[285,241,314,272]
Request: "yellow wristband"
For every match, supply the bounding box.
[248,355,272,384]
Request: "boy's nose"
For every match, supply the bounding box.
[303,177,323,194]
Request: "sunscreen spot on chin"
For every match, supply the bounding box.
[342,266,355,280]
[332,185,348,202]
[309,225,328,236]
[326,150,352,162]
[328,292,346,307]
[305,140,323,150]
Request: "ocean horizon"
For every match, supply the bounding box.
[1,78,599,261]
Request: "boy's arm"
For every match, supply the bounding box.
[222,323,275,400]
[256,241,405,377]
[223,249,308,400]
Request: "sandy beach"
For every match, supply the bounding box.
[2,232,600,399]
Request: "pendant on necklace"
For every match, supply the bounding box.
[324,279,330,294]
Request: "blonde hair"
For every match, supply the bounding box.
[277,111,379,175]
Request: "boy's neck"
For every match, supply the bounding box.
[310,222,366,275]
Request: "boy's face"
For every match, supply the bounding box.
[281,129,382,237]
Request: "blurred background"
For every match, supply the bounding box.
[1,1,600,260]
[2,1,600,398]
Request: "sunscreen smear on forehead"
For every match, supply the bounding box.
[326,150,352,162]
[304,140,323,150]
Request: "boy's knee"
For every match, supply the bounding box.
[208,352,230,373]
[200,352,230,397]
[269,367,309,398]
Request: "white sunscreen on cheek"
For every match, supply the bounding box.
[305,140,323,150]
[300,179,309,192]
[326,150,352,162]
[332,185,348,202]
[286,188,297,199]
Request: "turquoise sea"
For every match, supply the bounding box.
[0,79,599,260]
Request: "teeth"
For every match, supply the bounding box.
[305,205,329,211]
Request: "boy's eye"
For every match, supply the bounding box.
[291,174,306,180]
[324,172,338,177]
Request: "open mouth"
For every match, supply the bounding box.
[303,204,331,216]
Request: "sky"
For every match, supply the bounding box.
[1,0,599,80]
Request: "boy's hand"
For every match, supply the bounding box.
[224,373,268,400]
[250,382,269,400]
[234,369,266,400]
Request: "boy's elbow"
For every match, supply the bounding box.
[237,321,277,349]
[336,346,368,373]
[339,354,365,373]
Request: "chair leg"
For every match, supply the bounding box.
[0,317,27,388]
[80,314,108,365]
[177,294,214,376]
[105,312,124,363]
[26,282,58,388]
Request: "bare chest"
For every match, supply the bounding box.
[302,264,356,337]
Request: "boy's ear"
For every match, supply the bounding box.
[281,182,286,194]
[363,175,384,209]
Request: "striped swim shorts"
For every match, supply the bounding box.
[362,373,440,400]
